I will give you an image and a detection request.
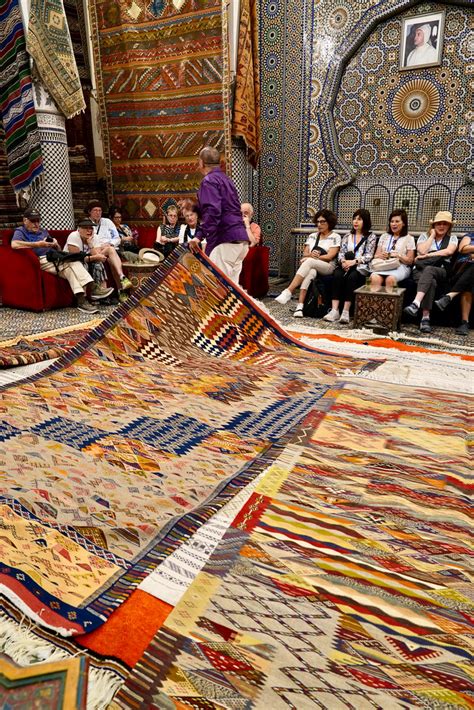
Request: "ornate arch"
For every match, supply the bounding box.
[315,0,472,208]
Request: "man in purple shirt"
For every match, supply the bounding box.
[189,146,249,282]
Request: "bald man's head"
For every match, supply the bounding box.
[199,146,221,166]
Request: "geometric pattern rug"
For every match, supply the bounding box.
[1,248,472,707]
[115,379,473,709]
[0,247,375,636]
[264,295,474,355]
[88,0,229,221]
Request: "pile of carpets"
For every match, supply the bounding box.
[0,247,472,708]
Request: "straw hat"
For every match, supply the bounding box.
[138,248,165,264]
[431,211,455,225]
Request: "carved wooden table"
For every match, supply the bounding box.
[353,285,406,332]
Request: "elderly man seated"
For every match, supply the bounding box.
[86,200,121,248]
[241,203,261,246]
[11,208,102,313]
[65,218,115,301]
[85,201,132,300]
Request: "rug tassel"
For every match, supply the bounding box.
[0,611,124,709]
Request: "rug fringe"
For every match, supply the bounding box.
[0,611,123,709]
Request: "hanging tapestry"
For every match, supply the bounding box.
[232,0,261,167]
[27,0,85,119]
[89,0,229,222]
[0,0,43,196]
[0,247,373,635]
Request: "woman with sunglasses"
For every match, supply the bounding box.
[275,209,340,317]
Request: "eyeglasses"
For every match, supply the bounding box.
[28,218,40,223]
[316,219,327,224]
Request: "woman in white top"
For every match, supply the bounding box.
[179,202,199,243]
[275,209,341,317]
[370,209,415,287]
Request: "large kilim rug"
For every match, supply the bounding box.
[1,248,472,706]
[89,0,229,221]
[0,247,373,636]
[115,379,473,709]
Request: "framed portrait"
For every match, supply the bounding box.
[400,11,445,70]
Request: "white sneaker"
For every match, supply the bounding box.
[293,306,304,318]
[323,308,340,322]
[339,310,350,324]
[275,289,292,304]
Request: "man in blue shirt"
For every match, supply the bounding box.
[189,146,249,283]
[11,208,100,313]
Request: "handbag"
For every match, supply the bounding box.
[302,276,328,318]
[343,235,369,276]
[46,249,87,267]
[414,255,450,270]
[414,235,452,271]
[371,256,400,272]
[309,234,327,257]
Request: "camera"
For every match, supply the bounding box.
[345,250,355,260]
[45,236,54,243]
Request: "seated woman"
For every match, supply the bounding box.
[434,231,474,336]
[241,203,261,247]
[404,211,458,333]
[154,204,180,257]
[109,207,139,254]
[179,201,199,243]
[369,209,415,287]
[324,208,377,323]
[275,209,340,317]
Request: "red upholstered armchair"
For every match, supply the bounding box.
[0,229,75,311]
[239,245,270,298]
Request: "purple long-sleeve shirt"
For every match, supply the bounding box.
[195,167,248,255]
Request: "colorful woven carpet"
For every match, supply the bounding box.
[89,0,229,221]
[116,379,473,708]
[0,248,372,635]
[27,0,85,119]
[0,0,43,196]
[231,0,261,167]
[0,322,98,368]
[0,653,88,709]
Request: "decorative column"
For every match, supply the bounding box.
[28,82,75,229]
[17,0,75,229]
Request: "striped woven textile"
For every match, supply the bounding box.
[89,0,229,222]
[0,0,43,196]
[232,0,261,167]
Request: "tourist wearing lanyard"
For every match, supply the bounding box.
[369,209,415,287]
[404,211,458,333]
